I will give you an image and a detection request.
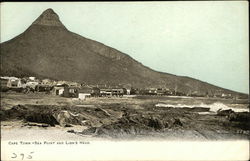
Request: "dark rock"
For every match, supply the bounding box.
[229,112,250,122]
[147,117,164,130]
[67,129,75,133]
[182,107,210,112]
[173,118,183,126]
[25,112,59,126]
[217,109,234,116]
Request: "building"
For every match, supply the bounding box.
[157,88,166,95]
[25,81,39,89]
[0,77,23,88]
[63,86,92,99]
[111,88,124,97]
[52,85,67,96]
[78,87,92,100]
[140,88,157,95]
[41,79,53,85]
[126,89,131,95]
[0,78,12,88]
[100,88,112,97]
[57,80,81,87]
[99,88,124,97]
[11,79,22,88]
[63,86,79,98]
[222,93,233,99]
[29,77,36,81]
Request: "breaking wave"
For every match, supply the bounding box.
[155,102,249,112]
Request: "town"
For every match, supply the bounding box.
[0,76,237,100]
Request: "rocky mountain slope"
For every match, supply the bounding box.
[0,9,245,96]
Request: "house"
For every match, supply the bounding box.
[78,87,92,100]
[11,79,22,88]
[41,79,52,85]
[156,88,165,95]
[123,84,132,95]
[126,88,131,95]
[52,84,67,96]
[57,80,81,87]
[140,88,157,95]
[53,87,65,96]
[100,88,112,97]
[1,78,12,92]
[1,78,12,88]
[156,88,172,95]
[0,77,23,88]
[130,88,139,95]
[25,81,39,89]
[111,88,124,97]
[221,93,232,99]
[164,88,173,95]
[63,86,92,99]
[0,77,26,92]
[29,77,36,81]
[99,88,124,97]
[63,86,79,98]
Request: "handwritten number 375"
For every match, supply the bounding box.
[11,152,34,160]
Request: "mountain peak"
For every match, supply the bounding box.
[32,8,65,27]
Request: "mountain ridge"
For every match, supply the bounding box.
[0,9,247,97]
[32,8,66,28]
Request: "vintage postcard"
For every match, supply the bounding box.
[0,2,249,161]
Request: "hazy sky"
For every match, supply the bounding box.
[1,2,249,93]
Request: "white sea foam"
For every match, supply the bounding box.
[155,102,249,112]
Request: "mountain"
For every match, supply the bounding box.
[0,9,246,96]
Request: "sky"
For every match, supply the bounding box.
[1,2,249,93]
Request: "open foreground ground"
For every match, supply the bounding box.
[1,92,249,140]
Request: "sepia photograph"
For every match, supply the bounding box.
[0,1,249,160]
